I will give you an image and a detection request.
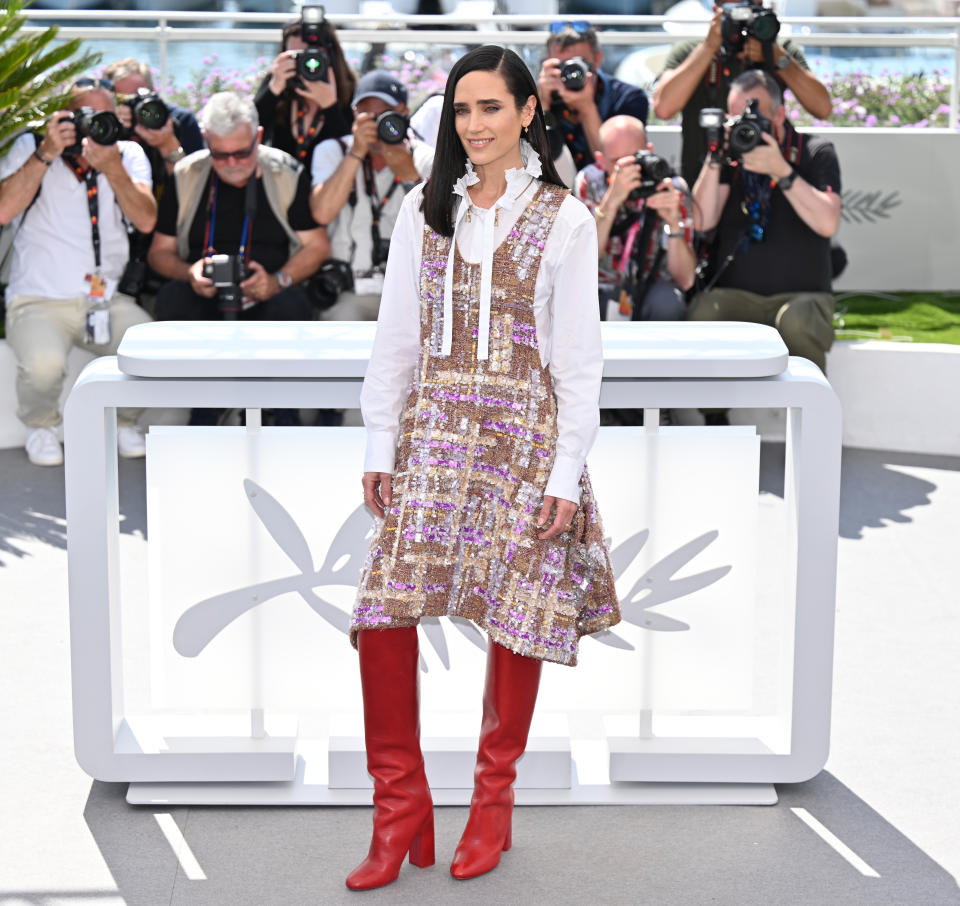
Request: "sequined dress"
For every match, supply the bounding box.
[352,179,620,667]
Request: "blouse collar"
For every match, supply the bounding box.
[451,139,543,210]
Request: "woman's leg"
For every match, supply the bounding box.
[450,641,543,880]
[346,626,435,891]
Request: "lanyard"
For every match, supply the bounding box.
[203,174,256,263]
[361,157,401,251]
[66,156,103,269]
[293,102,325,163]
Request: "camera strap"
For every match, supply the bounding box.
[362,157,401,257]
[293,102,325,163]
[64,156,104,270]
[204,173,256,269]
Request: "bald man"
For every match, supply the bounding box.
[574,115,695,324]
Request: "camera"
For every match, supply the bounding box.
[628,150,674,201]
[721,1,780,54]
[121,88,170,131]
[371,235,391,270]
[726,98,772,157]
[560,56,590,92]
[292,5,332,83]
[203,253,249,319]
[699,107,724,161]
[376,110,408,145]
[62,107,123,155]
[308,257,354,310]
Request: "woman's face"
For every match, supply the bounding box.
[285,35,306,53]
[453,69,534,171]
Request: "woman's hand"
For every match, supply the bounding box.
[537,495,578,541]
[295,68,338,110]
[362,471,393,519]
[268,51,297,95]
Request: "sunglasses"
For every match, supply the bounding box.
[72,77,115,92]
[549,20,591,34]
[208,138,258,162]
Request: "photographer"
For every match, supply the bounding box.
[309,71,433,321]
[103,58,205,305]
[654,3,831,187]
[538,22,649,173]
[148,92,329,424]
[574,115,694,323]
[254,5,356,176]
[0,78,155,466]
[690,70,841,375]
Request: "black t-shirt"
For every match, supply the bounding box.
[156,165,316,274]
[713,130,841,296]
[661,39,808,187]
[254,76,354,171]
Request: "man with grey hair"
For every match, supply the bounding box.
[148,91,329,425]
[690,68,841,395]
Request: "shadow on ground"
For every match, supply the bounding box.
[0,449,147,567]
[760,444,957,540]
[3,772,948,905]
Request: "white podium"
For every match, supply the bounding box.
[64,321,841,806]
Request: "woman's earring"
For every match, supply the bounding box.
[523,123,529,138]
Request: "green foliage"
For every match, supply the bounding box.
[0,0,101,156]
[835,293,960,344]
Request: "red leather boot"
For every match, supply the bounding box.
[346,627,435,891]
[450,641,543,880]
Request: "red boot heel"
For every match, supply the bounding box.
[408,811,435,868]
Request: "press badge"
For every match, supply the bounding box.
[85,271,112,346]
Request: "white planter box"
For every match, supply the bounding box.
[1,338,958,456]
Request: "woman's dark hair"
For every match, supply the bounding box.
[421,45,567,237]
[278,17,357,114]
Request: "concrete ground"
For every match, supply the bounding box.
[0,443,958,906]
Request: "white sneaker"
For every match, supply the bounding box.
[25,427,64,467]
[117,425,146,459]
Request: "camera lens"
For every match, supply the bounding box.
[376,111,407,145]
[297,46,330,82]
[560,58,588,92]
[135,96,169,130]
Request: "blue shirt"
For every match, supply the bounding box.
[555,70,649,171]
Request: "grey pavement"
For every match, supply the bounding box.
[0,444,958,906]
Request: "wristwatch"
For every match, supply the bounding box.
[777,168,798,191]
[664,222,685,239]
[33,147,54,166]
[164,145,186,164]
[775,53,791,71]
[275,270,294,290]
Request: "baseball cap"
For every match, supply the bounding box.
[352,70,407,107]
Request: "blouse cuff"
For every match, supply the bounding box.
[545,453,585,504]
[364,429,398,474]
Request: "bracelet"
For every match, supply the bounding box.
[33,147,53,167]
[664,223,685,239]
[164,146,185,164]
[596,206,607,220]
[349,151,365,163]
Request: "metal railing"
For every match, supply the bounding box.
[20,10,960,122]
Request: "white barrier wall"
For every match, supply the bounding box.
[649,126,960,292]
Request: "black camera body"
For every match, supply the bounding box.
[203,253,250,319]
[560,56,590,91]
[628,150,674,201]
[721,1,780,54]
[371,236,391,270]
[376,110,408,145]
[309,258,354,310]
[726,98,772,157]
[293,4,331,83]
[62,107,123,155]
[122,88,170,131]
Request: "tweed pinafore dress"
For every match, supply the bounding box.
[352,184,620,666]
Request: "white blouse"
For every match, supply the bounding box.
[360,143,602,504]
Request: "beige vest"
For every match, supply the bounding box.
[172,145,303,262]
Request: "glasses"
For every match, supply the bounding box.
[208,139,258,162]
[72,77,115,92]
[549,20,591,34]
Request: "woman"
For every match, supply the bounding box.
[253,16,356,171]
[348,45,620,891]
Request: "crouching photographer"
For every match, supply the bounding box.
[0,77,156,466]
[574,116,695,323]
[308,71,433,322]
[690,70,841,374]
[148,91,329,424]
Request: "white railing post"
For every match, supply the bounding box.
[158,17,168,94]
[953,23,960,129]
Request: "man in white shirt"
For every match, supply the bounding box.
[309,71,433,321]
[0,78,156,466]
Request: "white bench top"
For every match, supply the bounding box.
[117,321,788,380]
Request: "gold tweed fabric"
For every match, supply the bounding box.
[352,185,620,666]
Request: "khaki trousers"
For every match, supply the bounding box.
[687,288,835,373]
[5,293,152,428]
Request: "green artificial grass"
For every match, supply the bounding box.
[834,293,960,345]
